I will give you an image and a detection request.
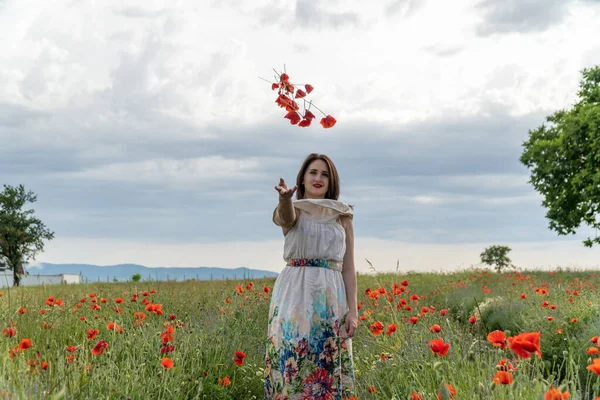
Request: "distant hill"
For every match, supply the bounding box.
[25,263,279,283]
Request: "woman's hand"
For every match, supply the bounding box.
[274,178,297,199]
[341,312,358,339]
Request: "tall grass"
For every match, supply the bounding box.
[1,267,600,399]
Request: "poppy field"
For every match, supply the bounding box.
[2,267,600,399]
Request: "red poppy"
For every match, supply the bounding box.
[437,384,456,399]
[2,327,16,337]
[319,115,336,129]
[487,330,507,349]
[161,357,174,369]
[295,89,307,99]
[114,298,123,304]
[430,324,442,333]
[19,338,32,351]
[409,316,419,324]
[508,331,542,359]
[544,385,571,399]
[587,358,600,375]
[386,323,397,336]
[427,338,450,357]
[233,351,246,366]
[369,321,384,336]
[305,84,313,94]
[492,371,513,385]
[410,393,424,400]
[284,111,301,125]
[219,376,231,386]
[87,329,99,340]
[587,347,600,355]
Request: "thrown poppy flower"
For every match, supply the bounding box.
[319,115,336,129]
[295,89,307,99]
[305,84,313,94]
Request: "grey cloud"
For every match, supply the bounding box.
[255,0,360,29]
[2,90,560,245]
[295,0,359,29]
[475,0,569,36]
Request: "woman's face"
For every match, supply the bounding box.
[303,159,330,199]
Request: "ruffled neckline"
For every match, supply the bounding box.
[293,198,354,216]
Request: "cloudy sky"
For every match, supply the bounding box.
[2,0,600,274]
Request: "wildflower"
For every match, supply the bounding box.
[587,358,600,375]
[437,384,456,399]
[544,385,571,399]
[233,351,246,366]
[161,357,174,369]
[427,338,450,357]
[87,329,99,340]
[487,330,507,349]
[386,323,397,336]
[19,338,32,351]
[508,331,541,359]
[218,376,231,386]
[91,340,108,356]
[492,371,513,385]
[369,321,384,336]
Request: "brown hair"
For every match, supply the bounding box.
[295,153,340,200]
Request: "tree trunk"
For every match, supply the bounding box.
[13,267,21,287]
[11,259,23,287]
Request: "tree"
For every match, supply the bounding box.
[131,273,142,282]
[480,245,512,273]
[520,65,600,247]
[0,184,55,286]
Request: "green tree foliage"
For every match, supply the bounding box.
[480,245,512,273]
[131,273,142,282]
[0,184,55,286]
[520,65,600,247]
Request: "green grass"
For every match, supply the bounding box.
[1,267,600,399]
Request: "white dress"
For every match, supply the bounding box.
[264,199,355,400]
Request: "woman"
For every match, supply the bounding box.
[264,153,358,400]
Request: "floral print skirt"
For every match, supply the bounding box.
[264,264,355,400]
